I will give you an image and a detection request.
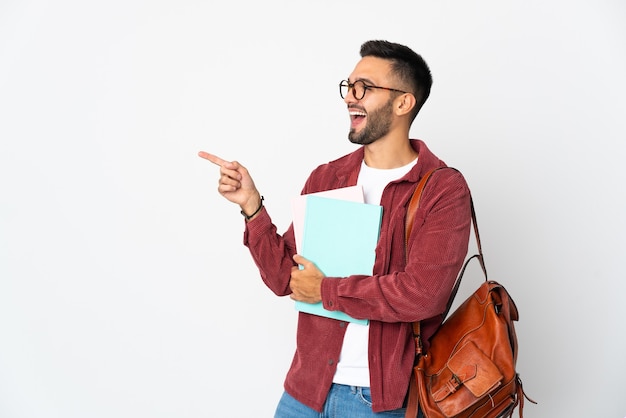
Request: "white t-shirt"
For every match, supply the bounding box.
[332,157,418,387]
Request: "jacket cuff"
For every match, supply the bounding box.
[321,277,339,311]
[242,207,270,246]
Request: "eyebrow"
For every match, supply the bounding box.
[348,77,376,85]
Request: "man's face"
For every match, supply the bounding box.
[344,56,399,145]
[348,96,394,145]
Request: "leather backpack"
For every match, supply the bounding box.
[404,168,535,418]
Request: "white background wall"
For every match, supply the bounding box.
[1,1,625,417]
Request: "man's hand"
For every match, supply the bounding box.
[289,254,325,303]
[198,151,262,218]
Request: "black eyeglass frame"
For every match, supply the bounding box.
[339,79,408,100]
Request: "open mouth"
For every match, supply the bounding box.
[349,109,367,128]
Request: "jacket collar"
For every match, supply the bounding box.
[335,139,445,186]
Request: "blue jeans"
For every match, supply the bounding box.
[274,383,422,418]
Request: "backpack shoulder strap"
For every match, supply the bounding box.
[404,167,487,332]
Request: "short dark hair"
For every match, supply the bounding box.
[360,40,432,120]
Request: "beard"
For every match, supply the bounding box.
[348,98,394,145]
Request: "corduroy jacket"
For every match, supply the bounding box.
[243,139,471,412]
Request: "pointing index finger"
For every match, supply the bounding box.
[198,151,228,167]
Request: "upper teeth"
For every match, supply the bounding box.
[349,111,366,116]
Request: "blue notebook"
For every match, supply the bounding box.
[294,195,383,325]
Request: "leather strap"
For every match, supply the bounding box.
[404,168,438,249]
[405,167,487,322]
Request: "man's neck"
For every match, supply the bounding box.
[363,134,417,169]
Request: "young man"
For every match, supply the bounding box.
[199,40,471,417]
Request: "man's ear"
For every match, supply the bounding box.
[396,93,416,117]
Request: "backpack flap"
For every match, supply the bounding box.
[430,341,503,417]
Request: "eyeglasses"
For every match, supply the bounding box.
[339,79,408,100]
